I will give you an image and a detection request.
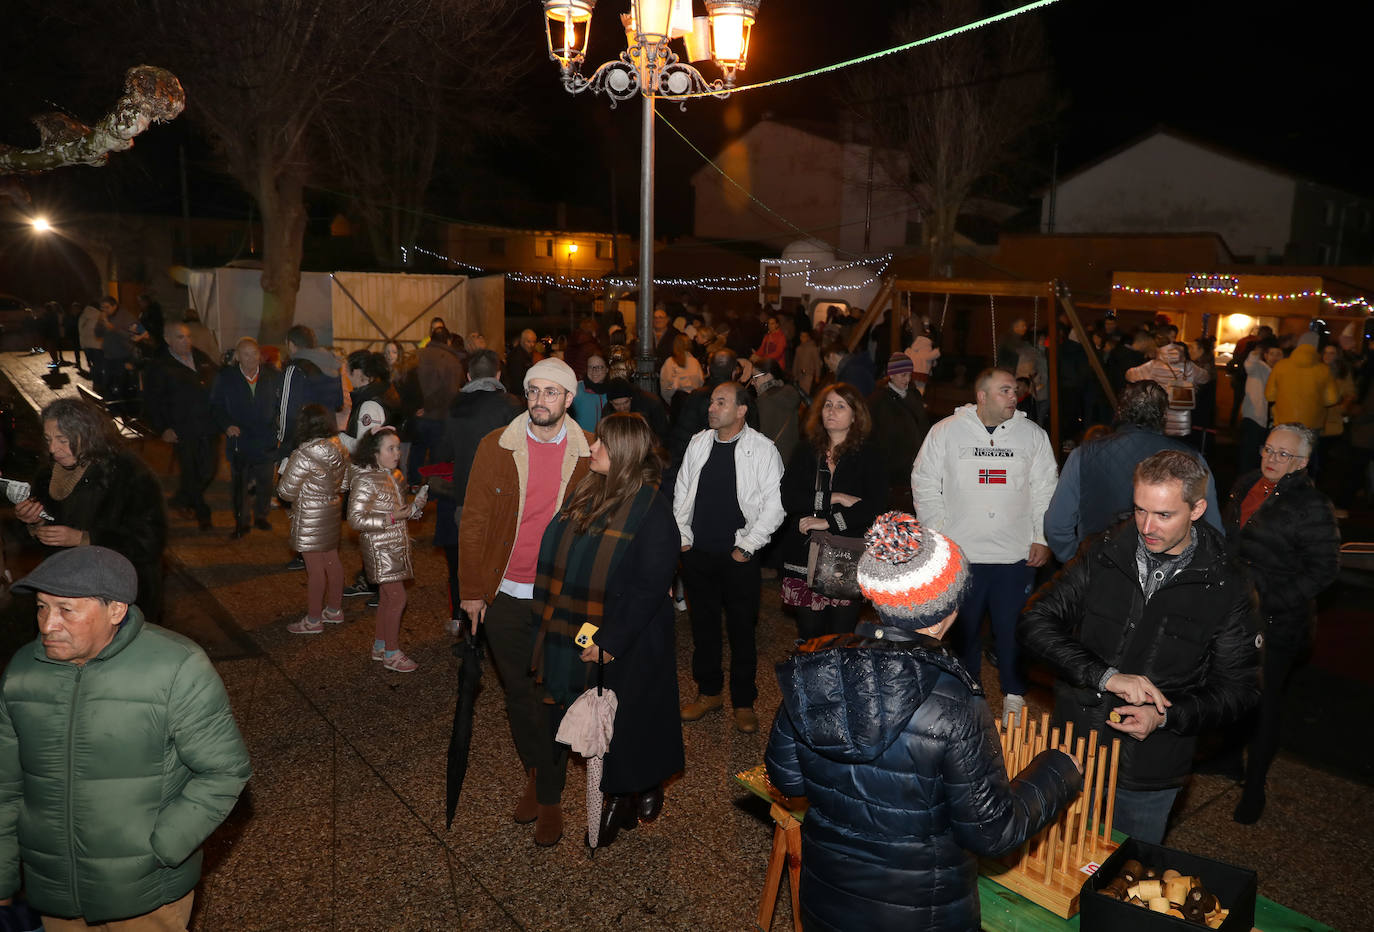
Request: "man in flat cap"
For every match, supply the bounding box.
[0,546,251,930]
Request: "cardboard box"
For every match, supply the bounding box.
[1080,838,1256,931]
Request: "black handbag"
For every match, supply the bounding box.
[806,530,865,599]
[803,456,864,599]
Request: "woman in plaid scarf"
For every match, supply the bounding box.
[534,413,684,848]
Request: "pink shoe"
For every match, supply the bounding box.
[382,650,418,673]
[287,616,324,635]
[321,608,345,624]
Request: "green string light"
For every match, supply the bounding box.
[664,0,1064,100]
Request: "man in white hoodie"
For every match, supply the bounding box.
[911,368,1057,721]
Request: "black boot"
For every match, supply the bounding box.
[595,794,638,848]
[636,785,664,823]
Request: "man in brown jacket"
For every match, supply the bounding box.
[459,357,592,846]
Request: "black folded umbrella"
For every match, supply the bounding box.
[445,619,484,829]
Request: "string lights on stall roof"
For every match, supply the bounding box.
[405,245,891,294]
[1111,281,1372,312]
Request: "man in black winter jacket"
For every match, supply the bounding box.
[430,349,523,633]
[143,323,220,529]
[1221,423,1339,824]
[1021,450,1262,844]
[767,512,1080,932]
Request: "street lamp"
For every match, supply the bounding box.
[30,216,52,233]
[543,0,761,388]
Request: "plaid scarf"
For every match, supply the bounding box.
[532,483,658,706]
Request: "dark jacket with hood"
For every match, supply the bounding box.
[766,634,1081,932]
[429,378,524,547]
[1222,468,1340,652]
[1020,520,1262,791]
[279,347,344,455]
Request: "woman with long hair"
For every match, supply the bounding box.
[533,413,683,848]
[12,397,167,618]
[348,426,426,672]
[779,382,888,640]
[658,333,704,404]
[277,404,349,634]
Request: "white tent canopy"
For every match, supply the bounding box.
[186,267,505,352]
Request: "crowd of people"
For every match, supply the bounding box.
[0,294,1359,930]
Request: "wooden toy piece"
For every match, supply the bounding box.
[1102,737,1121,845]
[1060,736,1085,875]
[1075,730,1098,865]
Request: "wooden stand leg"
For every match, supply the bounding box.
[757,822,788,931]
[759,803,804,932]
[785,818,803,932]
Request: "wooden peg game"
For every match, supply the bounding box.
[981,711,1122,919]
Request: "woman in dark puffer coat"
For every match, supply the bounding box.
[766,512,1081,932]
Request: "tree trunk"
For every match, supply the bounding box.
[927,200,961,278]
[256,161,307,345]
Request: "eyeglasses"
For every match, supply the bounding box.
[1260,445,1306,461]
[524,386,567,401]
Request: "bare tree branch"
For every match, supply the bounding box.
[0,65,185,173]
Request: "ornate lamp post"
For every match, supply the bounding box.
[543,0,761,388]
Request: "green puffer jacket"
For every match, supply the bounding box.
[0,608,251,922]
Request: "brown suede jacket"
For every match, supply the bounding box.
[458,412,593,604]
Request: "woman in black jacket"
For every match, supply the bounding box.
[13,398,167,619]
[779,382,888,639]
[767,512,1081,932]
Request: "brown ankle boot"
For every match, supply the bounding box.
[513,769,538,824]
[534,803,563,846]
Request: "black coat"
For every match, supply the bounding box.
[209,364,285,466]
[31,450,167,619]
[595,492,685,793]
[766,634,1081,932]
[779,437,888,577]
[1223,469,1340,651]
[430,382,524,547]
[1019,521,1262,790]
[867,382,930,487]
[142,347,218,438]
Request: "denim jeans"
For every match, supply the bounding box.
[1111,786,1182,844]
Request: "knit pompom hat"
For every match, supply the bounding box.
[857,511,970,630]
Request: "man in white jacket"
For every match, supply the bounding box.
[911,367,1057,721]
[674,382,785,733]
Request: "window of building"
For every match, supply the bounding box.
[1362,210,1371,233]
[546,238,554,257]
[489,237,506,255]
[595,240,608,260]
[1324,201,1337,226]
[1318,243,1332,265]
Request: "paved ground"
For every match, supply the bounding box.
[0,349,1368,931]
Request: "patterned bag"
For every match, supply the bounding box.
[806,530,865,600]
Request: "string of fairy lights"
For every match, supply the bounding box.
[402,245,892,295]
[1111,282,1372,312]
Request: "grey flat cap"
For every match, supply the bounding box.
[11,546,138,603]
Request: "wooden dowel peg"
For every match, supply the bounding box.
[1103,738,1121,846]
[1077,730,1098,863]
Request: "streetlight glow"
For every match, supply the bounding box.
[31,217,52,233]
[544,0,762,389]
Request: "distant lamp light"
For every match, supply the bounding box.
[705,0,760,73]
[31,217,52,233]
[567,243,579,254]
[545,0,595,71]
[684,15,713,62]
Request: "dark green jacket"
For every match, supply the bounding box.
[0,608,251,922]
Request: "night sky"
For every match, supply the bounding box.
[1,0,1368,244]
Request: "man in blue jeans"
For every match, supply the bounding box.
[912,368,1058,722]
[1020,450,1262,843]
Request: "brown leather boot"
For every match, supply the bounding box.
[534,803,563,846]
[513,768,538,824]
